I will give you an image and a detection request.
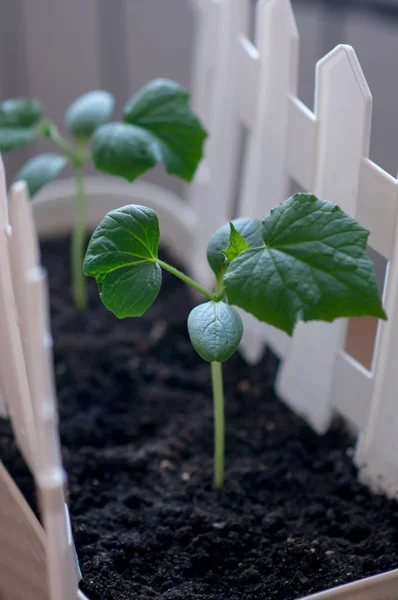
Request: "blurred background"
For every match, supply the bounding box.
[0,0,397,186]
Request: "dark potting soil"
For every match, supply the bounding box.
[1,236,398,600]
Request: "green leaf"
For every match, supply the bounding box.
[0,98,43,152]
[0,98,42,127]
[91,123,158,182]
[0,126,39,152]
[207,217,263,278]
[84,205,161,317]
[222,222,251,262]
[224,193,387,335]
[187,302,243,362]
[15,153,68,196]
[92,78,207,182]
[96,262,161,319]
[65,90,115,140]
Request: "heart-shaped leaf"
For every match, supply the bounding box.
[207,217,263,279]
[96,262,161,319]
[84,205,161,317]
[65,90,115,140]
[224,193,387,335]
[188,302,243,363]
[92,79,207,182]
[15,153,68,197]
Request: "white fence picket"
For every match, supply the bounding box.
[328,161,398,431]
[239,0,298,220]
[0,158,37,470]
[189,0,251,284]
[190,0,221,130]
[0,462,48,600]
[185,0,221,284]
[276,45,373,433]
[355,183,398,496]
[237,0,299,362]
[8,183,79,600]
[8,182,41,415]
[28,272,79,600]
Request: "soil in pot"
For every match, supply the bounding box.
[2,236,398,600]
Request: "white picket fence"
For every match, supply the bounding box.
[0,169,85,599]
[2,0,398,599]
[187,0,398,498]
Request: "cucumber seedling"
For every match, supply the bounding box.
[0,80,206,309]
[83,193,386,489]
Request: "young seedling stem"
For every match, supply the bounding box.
[211,361,225,490]
[157,260,217,302]
[72,163,88,310]
[157,262,227,489]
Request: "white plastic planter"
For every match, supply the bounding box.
[2,0,398,597]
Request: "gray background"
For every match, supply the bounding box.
[0,0,397,182]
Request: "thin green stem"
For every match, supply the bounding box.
[157,259,218,302]
[42,121,76,160]
[71,164,87,310]
[211,361,225,490]
[215,271,226,301]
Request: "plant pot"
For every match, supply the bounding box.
[3,178,398,600]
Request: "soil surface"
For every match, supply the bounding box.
[2,236,398,600]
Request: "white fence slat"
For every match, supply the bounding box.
[330,352,373,430]
[236,36,259,129]
[357,158,398,260]
[186,0,222,285]
[237,0,299,362]
[286,96,317,191]
[356,193,398,496]
[0,159,36,469]
[190,0,222,130]
[239,0,299,219]
[29,271,78,600]
[5,180,39,422]
[277,45,373,433]
[190,0,251,285]
[326,158,398,431]
[0,461,48,600]
[9,183,79,600]
[8,183,41,419]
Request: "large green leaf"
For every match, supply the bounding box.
[0,98,42,127]
[224,194,387,335]
[84,205,161,317]
[207,217,263,279]
[15,153,67,196]
[188,302,243,362]
[92,78,207,182]
[65,90,115,140]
